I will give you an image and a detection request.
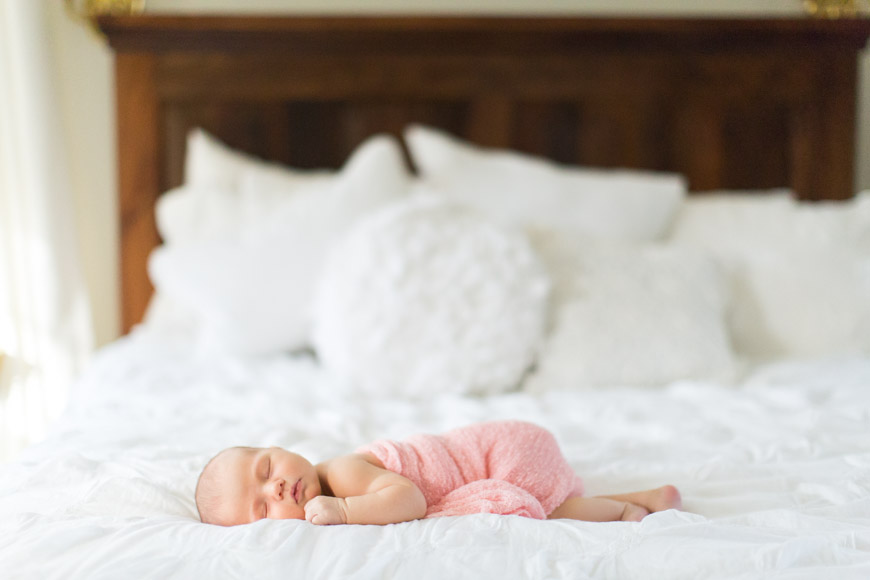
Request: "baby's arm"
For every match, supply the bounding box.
[306,454,426,525]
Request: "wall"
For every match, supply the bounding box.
[46,2,116,349]
[47,0,869,349]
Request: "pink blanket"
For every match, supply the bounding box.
[357,421,583,519]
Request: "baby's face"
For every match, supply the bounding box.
[206,446,321,526]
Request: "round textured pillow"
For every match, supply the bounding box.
[312,196,550,398]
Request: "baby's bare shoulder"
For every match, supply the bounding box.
[317,453,396,497]
[317,453,384,489]
[318,453,382,473]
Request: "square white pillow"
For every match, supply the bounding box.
[154,185,241,248]
[524,231,736,390]
[404,124,687,241]
[148,134,412,355]
[146,129,337,329]
[184,127,332,191]
[668,190,870,360]
[155,129,335,247]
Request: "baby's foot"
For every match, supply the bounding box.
[620,503,650,522]
[647,485,682,513]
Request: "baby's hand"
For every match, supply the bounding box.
[304,496,349,525]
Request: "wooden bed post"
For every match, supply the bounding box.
[115,52,160,335]
[789,51,859,201]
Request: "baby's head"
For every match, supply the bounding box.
[195,446,321,526]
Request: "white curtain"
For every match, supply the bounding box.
[0,0,93,461]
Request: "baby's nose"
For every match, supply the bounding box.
[269,479,284,500]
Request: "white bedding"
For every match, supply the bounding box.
[1,328,869,579]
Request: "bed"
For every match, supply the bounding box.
[2,14,870,579]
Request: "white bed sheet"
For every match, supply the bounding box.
[1,329,869,579]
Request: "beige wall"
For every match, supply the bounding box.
[47,0,870,348]
[47,2,116,348]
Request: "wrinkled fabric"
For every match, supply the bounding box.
[2,332,870,579]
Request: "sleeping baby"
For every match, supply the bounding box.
[195,420,682,526]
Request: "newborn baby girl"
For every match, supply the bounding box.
[195,420,681,526]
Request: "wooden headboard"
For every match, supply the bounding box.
[99,15,870,334]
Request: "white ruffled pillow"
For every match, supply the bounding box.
[148,134,411,354]
[668,190,870,360]
[312,196,550,398]
[524,232,735,390]
[404,124,686,241]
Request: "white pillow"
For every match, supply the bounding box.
[668,191,870,360]
[148,134,411,355]
[156,129,335,247]
[404,124,686,241]
[524,232,735,390]
[184,127,332,191]
[155,185,241,247]
[148,129,337,331]
[312,196,550,398]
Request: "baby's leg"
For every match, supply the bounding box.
[547,485,681,523]
[547,497,648,522]
[598,485,682,514]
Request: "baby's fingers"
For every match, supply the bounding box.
[304,496,347,525]
[304,501,322,524]
[306,510,331,525]
[304,496,332,525]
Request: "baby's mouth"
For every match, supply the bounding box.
[292,480,301,503]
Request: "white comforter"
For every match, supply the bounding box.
[1,330,869,579]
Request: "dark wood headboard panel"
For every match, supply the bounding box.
[99,15,870,334]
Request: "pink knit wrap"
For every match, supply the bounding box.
[356,421,583,519]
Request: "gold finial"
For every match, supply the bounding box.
[64,0,145,38]
[81,0,146,16]
[803,0,864,18]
